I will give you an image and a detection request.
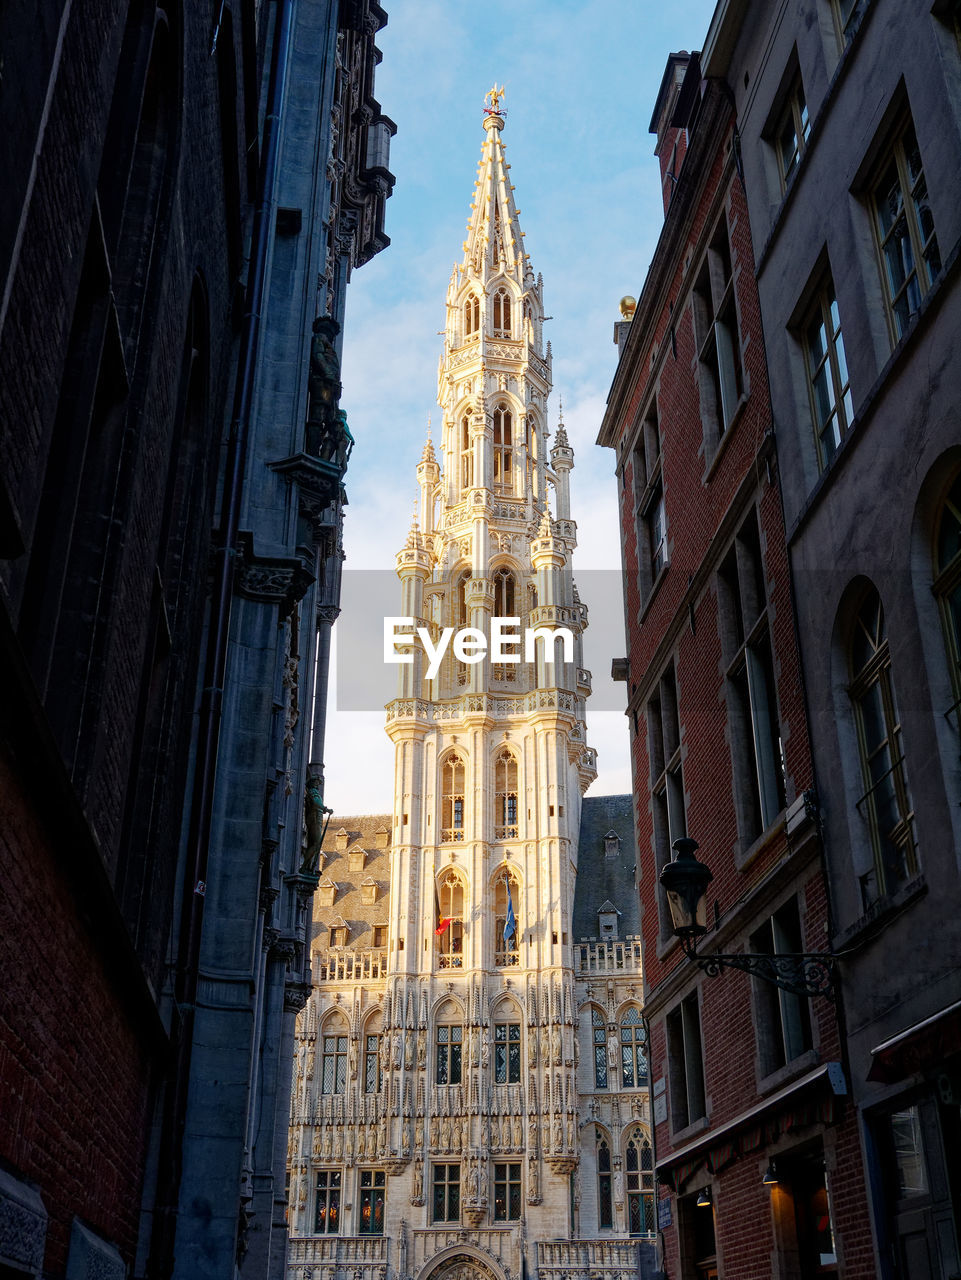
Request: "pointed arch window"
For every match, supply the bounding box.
[494,870,520,967]
[441,753,466,842]
[935,472,961,726]
[620,1007,648,1088]
[493,406,514,495]
[849,589,918,907]
[436,872,465,969]
[597,1135,613,1228]
[592,1007,608,1089]
[460,416,474,491]
[494,750,518,839]
[625,1129,655,1235]
[526,417,537,497]
[321,1021,349,1095]
[455,570,470,630]
[493,566,516,616]
[465,293,480,339]
[434,1010,464,1082]
[493,288,512,337]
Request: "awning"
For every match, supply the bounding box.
[655,1063,845,1191]
[868,998,961,1084]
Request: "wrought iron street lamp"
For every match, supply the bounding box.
[659,837,836,1000]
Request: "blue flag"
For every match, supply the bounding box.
[503,874,516,942]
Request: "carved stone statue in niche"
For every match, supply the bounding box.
[417,1029,427,1068]
[441,1115,452,1150]
[527,1027,537,1065]
[300,773,327,873]
[430,1118,440,1148]
[306,314,350,465]
[415,1115,424,1149]
[405,1031,414,1070]
[552,1027,562,1065]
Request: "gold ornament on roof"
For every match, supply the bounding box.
[485,84,506,116]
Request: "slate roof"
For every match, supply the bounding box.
[571,794,640,940]
[310,813,393,952]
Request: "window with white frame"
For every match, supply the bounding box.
[848,588,918,908]
[775,73,810,189]
[750,897,813,1076]
[649,663,686,942]
[633,398,667,599]
[871,116,941,345]
[718,510,786,846]
[666,991,706,1130]
[934,471,961,729]
[802,273,853,468]
[693,213,744,444]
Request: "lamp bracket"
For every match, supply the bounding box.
[680,938,836,999]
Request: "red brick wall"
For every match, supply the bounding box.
[0,748,151,1272]
[609,111,875,1275]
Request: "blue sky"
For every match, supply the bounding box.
[325,0,719,814]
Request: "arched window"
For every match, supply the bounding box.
[493,870,520,967]
[493,566,516,616]
[465,293,480,338]
[493,406,513,495]
[455,570,470,630]
[441,754,466,842]
[934,471,961,719]
[620,1007,648,1088]
[494,750,518,838]
[321,1015,349,1095]
[493,287,512,337]
[363,1013,382,1094]
[435,1001,464,1081]
[849,588,918,906]
[625,1129,655,1235]
[436,871,465,968]
[597,1135,613,1228]
[460,415,474,491]
[592,1007,608,1089]
[526,418,537,496]
[493,1003,522,1081]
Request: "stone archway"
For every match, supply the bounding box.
[418,1248,507,1280]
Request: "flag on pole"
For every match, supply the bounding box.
[435,882,450,936]
[503,874,516,943]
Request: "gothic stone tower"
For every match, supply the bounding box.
[286,93,652,1280]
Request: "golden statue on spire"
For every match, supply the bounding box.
[485,84,506,116]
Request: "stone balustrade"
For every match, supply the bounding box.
[574,937,642,974]
[314,948,388,983]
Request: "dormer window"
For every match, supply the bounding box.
[465,293,480,338]
[604,830,621,858]
[361,876,378,905]
[597,899,620,940]
[493,288,512,337]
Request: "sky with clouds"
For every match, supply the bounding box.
[324,0,719,815]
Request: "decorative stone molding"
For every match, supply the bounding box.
[65,1219,125,1280]
[235,532,314,616]
[0,1167,47,1274]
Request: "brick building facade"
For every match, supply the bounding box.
[0,3,392,1277]
[598,57,873,1280]
[702,1,961,1274]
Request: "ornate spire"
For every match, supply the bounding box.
[421,416,436,465]
[460,86,529,287]
[554,396,570,449]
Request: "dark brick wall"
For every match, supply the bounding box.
[0,1,257,1271]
